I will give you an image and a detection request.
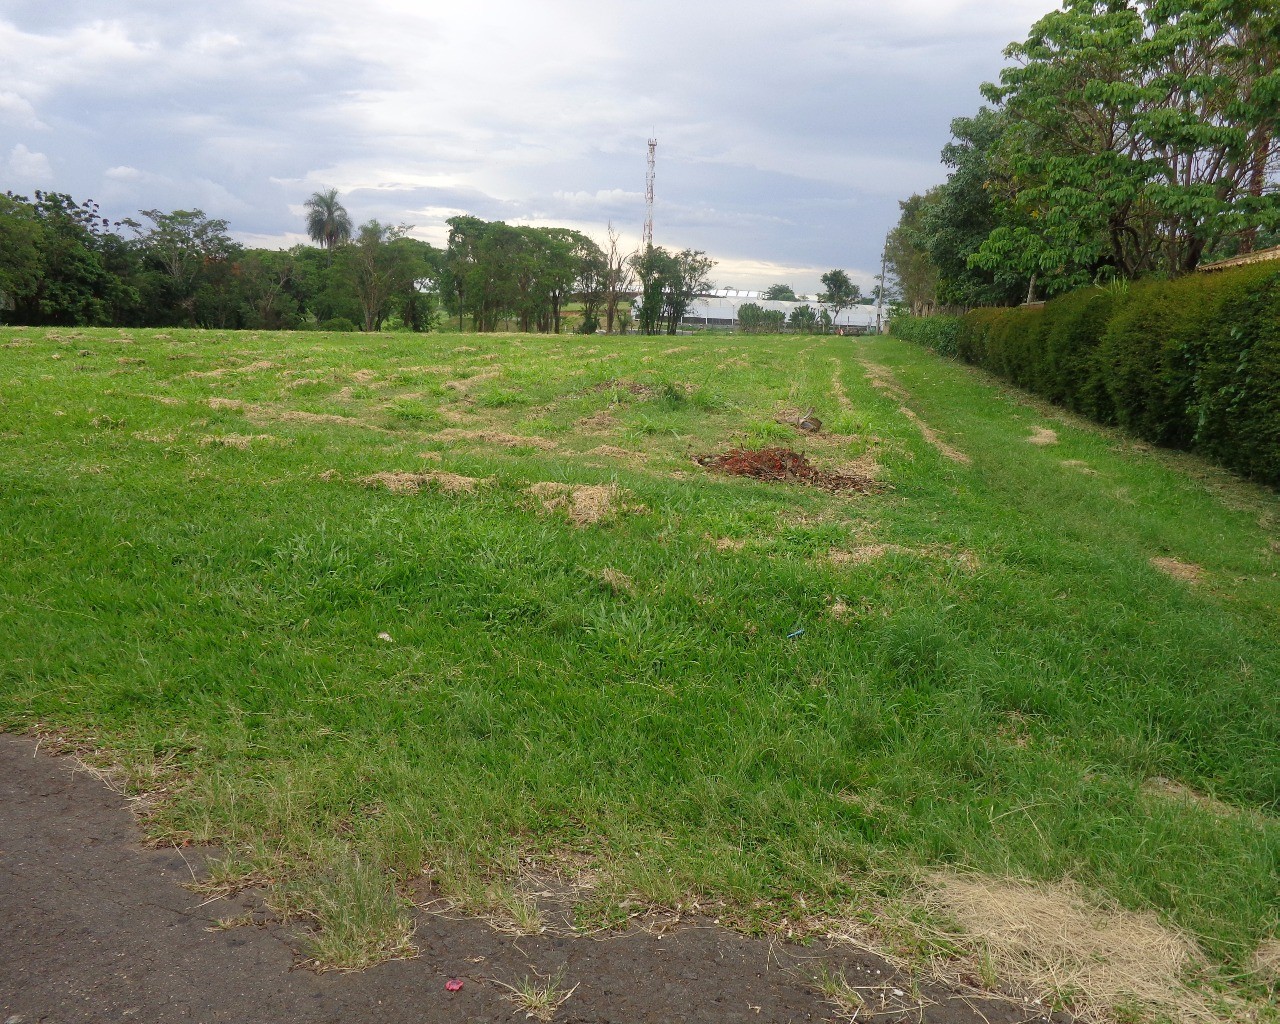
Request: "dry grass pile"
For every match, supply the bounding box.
[1151,556,1203,583]
[437,428,557,451]
[927,873,1223,1023]
[360,471,487,494]
[526,482,640,526]
[1028,426,1059,446]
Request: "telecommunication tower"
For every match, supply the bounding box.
[643,137,657,249]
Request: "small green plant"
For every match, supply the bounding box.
[495,969,578,1021]
[814,964,866,1017]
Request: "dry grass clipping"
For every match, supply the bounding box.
[829,545,978,571]
[594,568,636,595]
[927,874,1220,1023]
[1254,940,1280,979]
[437,428,557,451]
[526,482,639,525]
[361,472,486,494]
[1151,556,1203,583]
[198,433,280,450]
[898,406,971,465]
[1028,426,1059,445]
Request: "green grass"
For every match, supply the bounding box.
[1,326,1277,1006]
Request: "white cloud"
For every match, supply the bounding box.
[7,143,53,185]
[0,90,45,129]
[0,1,1052,273]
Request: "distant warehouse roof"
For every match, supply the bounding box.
[1197,244,1280,273]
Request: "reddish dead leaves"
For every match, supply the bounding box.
[694,447,881,493]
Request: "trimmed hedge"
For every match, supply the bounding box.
[897,264,1280,486]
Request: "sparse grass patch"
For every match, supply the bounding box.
[494,969,578,1021]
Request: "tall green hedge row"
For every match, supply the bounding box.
[891,265,1280,486]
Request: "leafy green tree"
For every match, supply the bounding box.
[923,108,1028,307]
[601,224,634,334]
[973,0,1280,292]
[339,221,430,332]
[7,192,142,326]
[736,302,768,333]
[789,303,819,333]
[818,269,860,328]
[136,209,239,325]
[885,194,941,316]
[763,283,798,301]
[0,194,46,319]
[304,189,353,253]
[628,245,715,335]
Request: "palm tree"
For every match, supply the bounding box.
[303,189,352,252]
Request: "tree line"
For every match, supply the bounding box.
[0,184,741,335]
[885,0,1279,313]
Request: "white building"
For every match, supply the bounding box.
[633,290,880,332]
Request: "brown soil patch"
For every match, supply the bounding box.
[694,448,881,494]
[361,472,487,494]
[575,410,618,432]
[1060,460,1098,476]
[1028,427,1059,446]
[927,873,1217,1023]
[526,482,640,525]
[437,429,557,451]
[1151,556,1203,583]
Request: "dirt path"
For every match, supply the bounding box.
[0,735,1059,1023]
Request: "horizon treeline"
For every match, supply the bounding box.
[0,188,724,335]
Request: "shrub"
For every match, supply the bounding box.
[894,265,1280,486]
[319,316,358,333]
[890,314,963,356]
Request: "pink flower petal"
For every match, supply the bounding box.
[445,978,464,992]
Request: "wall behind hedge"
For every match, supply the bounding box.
[891,265,1280,486]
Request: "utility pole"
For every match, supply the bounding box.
[643,137,657,250]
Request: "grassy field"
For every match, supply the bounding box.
[1,325,1277,1018]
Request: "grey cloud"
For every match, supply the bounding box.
[0,0,1047,289]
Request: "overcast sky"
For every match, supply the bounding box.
[0,0,1052,295]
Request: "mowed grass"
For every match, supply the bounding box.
[1,326,1277,998]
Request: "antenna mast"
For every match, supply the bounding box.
[643,137,657,249]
